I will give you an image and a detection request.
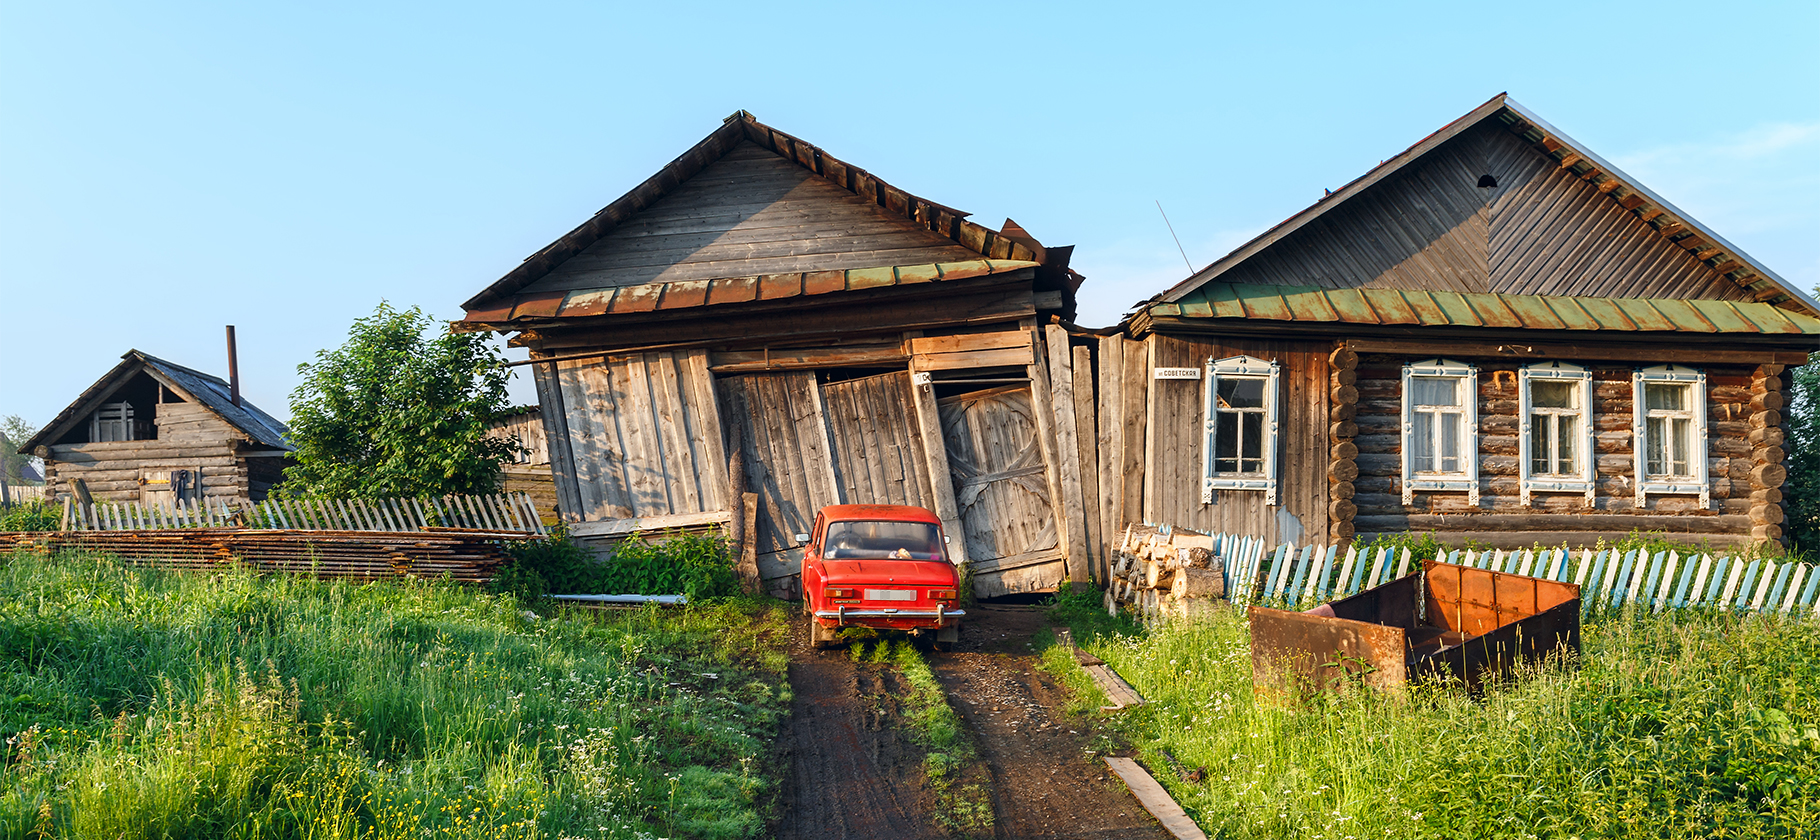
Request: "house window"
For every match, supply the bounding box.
[1518,361,1594,504]
[1201,355,1280,505]
[1401,359,1478,505]
[1632,364,1707,507]
[91,402,134,442]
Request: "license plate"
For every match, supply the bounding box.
[864,589,916,601]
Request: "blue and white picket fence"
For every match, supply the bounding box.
[1180,528,1820,619]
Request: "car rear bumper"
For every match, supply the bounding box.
[814,605,964,627]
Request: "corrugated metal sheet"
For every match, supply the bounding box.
[1153,284,1820,335]
[460,259,1038,327]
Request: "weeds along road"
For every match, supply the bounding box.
[775,605,1172,840]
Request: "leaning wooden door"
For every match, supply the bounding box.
[717,372,840,597]
[819,372,936,510]
[937,385,1064,597]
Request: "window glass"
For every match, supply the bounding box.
[1645,383,1685,412]
[1438,410,1460,472]
[1218,379,1265,409]
[1214,411,1240,472]
[1412,412,1436,472]
[822,520,943,560]
[1531,380,1575,409]
[1412,377,1458,407]
[1554,416,1576,474]
[1239,413,1263,470]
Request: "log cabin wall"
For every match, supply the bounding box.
[1140,333,1333,547]
[43,441,249,503]
[1349,350,1784,549]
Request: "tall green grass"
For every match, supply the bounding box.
[1050,590,1820,839]
[0,550,790,839]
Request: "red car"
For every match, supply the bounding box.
[800,504,964,651]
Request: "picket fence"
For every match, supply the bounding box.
[57,492,547,536]
[1182,529,1820,618]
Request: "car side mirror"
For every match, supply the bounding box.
[794,533,810,543]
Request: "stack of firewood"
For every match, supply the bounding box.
[1104,524,1227,624]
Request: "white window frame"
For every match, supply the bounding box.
[1632,364,1708,508]
[90,402,134,442]
[1401,359,1479,505]
[1518,361,1595,505]
[1201,355,1280,505]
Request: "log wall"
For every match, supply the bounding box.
[43,441,249,504]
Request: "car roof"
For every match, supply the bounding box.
[818,504,943,525]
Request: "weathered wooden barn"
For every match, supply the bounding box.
[23,350,294,505]
[458,111,1100,598]
[1102,94,1818,559]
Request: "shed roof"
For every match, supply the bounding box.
[1148,283,1820,335]
[459,111,1079,330]
[21,351,292,453]
[1152,94,1820,318]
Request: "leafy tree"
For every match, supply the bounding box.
[284,302,519,498]
[1784,351,1820,554]
[1,414,40,486]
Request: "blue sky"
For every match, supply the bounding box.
[3,1,1816,432]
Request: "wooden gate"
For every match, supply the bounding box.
[820,372,936,510]
[717,372,840,594]
[937,385,1063,596]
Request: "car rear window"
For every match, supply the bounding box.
[822,520,943,560]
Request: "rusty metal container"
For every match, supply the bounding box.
[1249,560,1580,694]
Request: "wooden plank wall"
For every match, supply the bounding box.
[44,441,247,503]
[1209,123,1748,302]
[1351,353,1773,548]
[1097,335,1150,580]
[820,372,935,510]
[550,349,729,523]
[523,142,979,294]
[717,371,840,589]
[1141,335,1333,547]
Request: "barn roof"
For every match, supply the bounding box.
[458,111,1078,330]
[1148,283,1820,334]
[21,350,292,453]
[1151,93,1820,319]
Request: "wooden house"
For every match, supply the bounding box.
[458,111,1099,598]
[485,406,559,522]
[1102,94,1818,560]
[23,350,294,506]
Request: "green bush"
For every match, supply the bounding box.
[496,528,739,601]
[0,500,59,532]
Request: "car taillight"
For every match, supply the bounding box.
[823,587,857,598]
[927,589,957,601]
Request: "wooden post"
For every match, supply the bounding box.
[738,491,761,594]
[724,410,746,548]
[1025,322,1076,580]
[1328,343,1360,547]
[1142,336,1160,524]
[1072,343,1104,583]
[1098,335,1123,582]
[907,360,968,565]
[1044,323,1090,584]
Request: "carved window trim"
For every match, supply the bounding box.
[1201,355,1280,505]
[1518,361,1596,505]
[1401,358,1478,505]
[1632,364,1708,508]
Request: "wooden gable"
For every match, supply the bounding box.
[1209,121,1754,301]
[521,141,979,295]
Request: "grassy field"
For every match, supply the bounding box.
[1047,584,1820,840]
[0,549,790,840]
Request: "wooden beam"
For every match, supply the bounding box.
[907,366,967,565]
[570,509,734,538]
[1340,337,1808,366]
[1072,343,1104,584]
[709,344,907,373]
[1045,324,1090,584]
[1024,323,1074,581]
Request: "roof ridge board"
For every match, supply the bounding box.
[1157,93,1511,303]
[1500,99,1819,316]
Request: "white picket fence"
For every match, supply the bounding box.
[57,492,547,536]
[1180,528,1820,618]
[0,484,46,504]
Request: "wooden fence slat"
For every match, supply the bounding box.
[1799,565,1820,611]
[1721,559,1749,607]
[1766,563,1796,613]
[1750,562,1779,612]
[1261,544,1291,601]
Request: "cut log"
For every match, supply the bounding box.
[1751,391,1786,412]
[1329,421,1359,439]
[1751,488,1784,504]
[1329,459,1360,483]
[1752,463,1787,489]
[1330,346,1359,370]
[1329,499,1358,521]
[1751,524,1784,541]
[1330,441,1359,461]
[1146,562,1175,591]
[1179,546,1216,569]
[1331,384,1359,405]
[1748,426,1786,447]
[1749,410,1782,430]
[1332,369,1358,387]
[1751,505,1785,525]
[1329,481,1356,501]
[1330,402,1357,422]
[1172,567,1226,599]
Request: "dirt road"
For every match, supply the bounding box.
[775,605,1171,840]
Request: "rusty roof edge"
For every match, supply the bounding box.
[1154,93,1511,304]
[1501,98,1820,318]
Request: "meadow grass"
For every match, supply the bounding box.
[1046,585,1820,840]
[0,549,791,840]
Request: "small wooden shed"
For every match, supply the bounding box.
[458,111,1099,598]
[1100,94,1818,560]
[23,350,294,506]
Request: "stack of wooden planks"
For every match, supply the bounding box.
[1105,524,1228,624]
[0,527,525,582]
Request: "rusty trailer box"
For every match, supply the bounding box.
[1249,560,1580,694]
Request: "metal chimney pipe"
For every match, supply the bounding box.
[226,325,241,407]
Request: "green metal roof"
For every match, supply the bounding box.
[1151,284,1820,335]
